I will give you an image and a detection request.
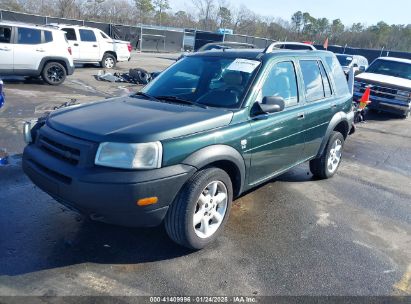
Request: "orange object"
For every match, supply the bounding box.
[137,197,158,206]
[323,37,329,50]
[359,87,372,109]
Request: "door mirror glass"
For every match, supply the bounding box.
[353,63,359,68]
[358,66,366,72]
[260,96,285,113]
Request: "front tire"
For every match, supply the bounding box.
[101,53,116,69]
[41,62,66,85]
[310,131,345,179]
[165,168,233,250]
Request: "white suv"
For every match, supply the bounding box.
[0,21,74,85]
[50,24,131,69]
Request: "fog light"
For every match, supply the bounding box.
[137,197,158,206]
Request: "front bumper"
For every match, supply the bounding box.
[22,126,196,227]
[353,92,410,116]
[67,64,75,75]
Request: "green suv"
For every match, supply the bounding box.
[23,46,354,249]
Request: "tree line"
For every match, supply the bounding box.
[1,0,410,51]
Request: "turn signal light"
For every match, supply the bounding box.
[137,197,158,206]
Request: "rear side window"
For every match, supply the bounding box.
[261,61,299,107]
[44,30,53,43]
[80,29,96,42]
[17,27,41,44]
[100,31,109,39]
[325,55,350,96]
[63,28,77,41]
[300,60,324,102]
[0,26,12,43]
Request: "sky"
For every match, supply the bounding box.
[171,0,411,26]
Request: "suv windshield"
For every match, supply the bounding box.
[142,56,260,108]
[366,59,411,80]
[336,55,354,67]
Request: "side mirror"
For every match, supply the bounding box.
[260,96,285,113]
[358,66,366,73]
[353,63,359,68]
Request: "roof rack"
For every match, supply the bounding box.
[263,42,279,53]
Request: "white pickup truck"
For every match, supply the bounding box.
[50,24,131,69]
[354,57,411,118]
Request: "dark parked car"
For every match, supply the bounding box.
[23,46,354,249]
[354,57,411,118]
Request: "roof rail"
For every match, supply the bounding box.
[263,42,279,53]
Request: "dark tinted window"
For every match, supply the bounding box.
[261,61,298,107]
[18,27,41,44]
[44,30,53,43]
[0,26,12,43]
[100,31,109,39]
[300,60,324,102]
[79,29,96,42]
[319,61,332,97]
[63,28,77,41]
[325,55,350,96]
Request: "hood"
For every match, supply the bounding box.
[355,72,411,90]
[47,96,234,143]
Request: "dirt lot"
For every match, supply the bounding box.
[0,52,410,297]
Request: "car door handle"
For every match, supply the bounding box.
[297,113,305,120]
[36,49,45,52]
[0,47,11,51]
[73,43,79,46]
[92,45,98,47]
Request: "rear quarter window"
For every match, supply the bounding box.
[44,31,53,43]
[325,55,350,96]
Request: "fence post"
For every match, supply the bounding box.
[163,30,166,52]
[140,26,143,52]
[182,30,185,52]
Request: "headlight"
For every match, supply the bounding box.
[396,90,411,102]
[95,142,162,169]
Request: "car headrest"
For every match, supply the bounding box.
[223,71,242,86]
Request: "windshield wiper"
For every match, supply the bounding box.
[133,91,161,102]
[155,95,208,109]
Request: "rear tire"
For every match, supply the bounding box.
[165,167,233,250]
[101,53,116,69]
[310,131,345,179]
[41,62,66,85]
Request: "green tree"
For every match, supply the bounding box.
[135,0,154,24]
[153,0,170,26]
[217,6,232,28]
[291,11,303,33]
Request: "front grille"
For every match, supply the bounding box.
[356,82,397,100]
[30,160,72,184]
[38,135,81,165]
